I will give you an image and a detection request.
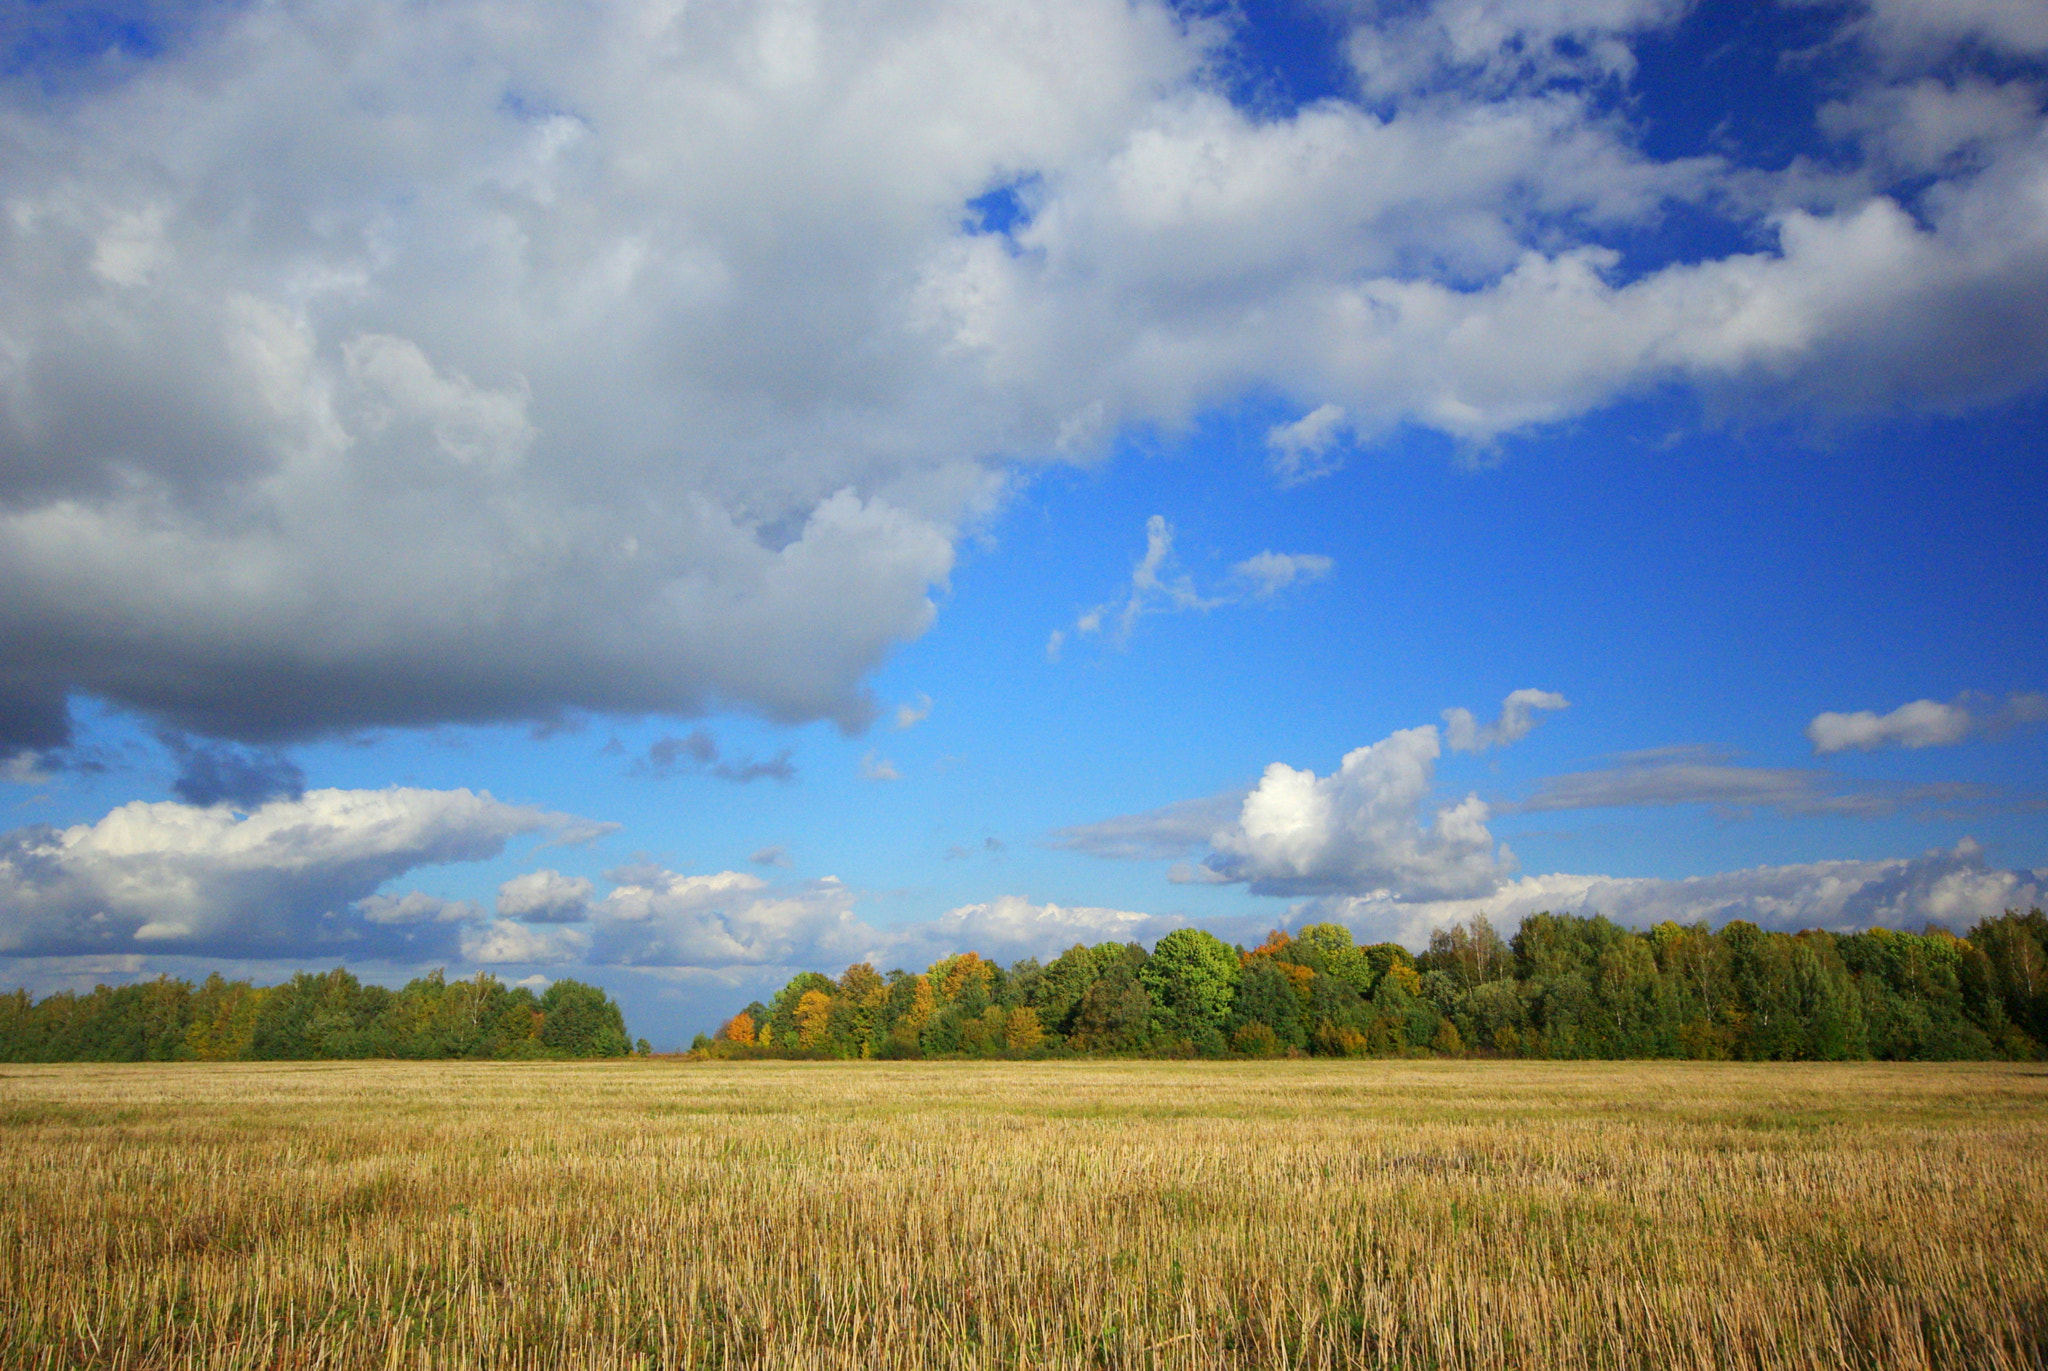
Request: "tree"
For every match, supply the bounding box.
[1141,929,1240,1037]
[539,979,631,1057]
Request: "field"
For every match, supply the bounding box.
[2,1060,2045,1369]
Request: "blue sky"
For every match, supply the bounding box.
[2,0,2045,1044]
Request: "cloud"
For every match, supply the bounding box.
[749,845,792,868]
[159,734,306,809]
[1808,691,2048,753]
[495,868,594,923]
[356,891,482,926]
[3,0,2046,761]
[461,919,591,966]
[1519,746,1982,817]
[917,896,1179,964]
[1442,688,1569,753]
[1230,551,1335,598]
[1200,725,1511,898]
[1046,789,1247,860]
[861,750,902,782]
[892,694,933,730]
[1265,403,1349,484]
[1344,0,1690,102]
[593,871,884,970]
[1303,839,2047,948]
[1060,516,1332,649]
[629,729,797,784]
[0,787,593,958]
[583,860,1171,974]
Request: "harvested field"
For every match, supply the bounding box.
[2,1059,2044,1369]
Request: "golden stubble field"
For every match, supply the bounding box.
[1,1059,2044,1370]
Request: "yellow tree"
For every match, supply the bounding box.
[794,990,834,1050]
[1004,1006,1044,1054]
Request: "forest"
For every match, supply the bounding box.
[0,968,641,1062]
[704,909,2048,1062]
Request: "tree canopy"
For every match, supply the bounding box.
[698,908,2048,1063]
[0,969,638,1062]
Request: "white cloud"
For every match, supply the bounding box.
[1304,839,2047,948]
[1344,0,1691,102]
[918,896,1178,963]
[1809,699,1973,753]
[1808,692,2047,753]
[593,870,884,969]
[1060,516,1332,650]
[461,919,590,966]
[1202,725,1511,898]
[1264,403,1349,484]
[496,868,594,923]
[1231,551,1335,598]
[0,788,593,958]
[579,860,1171,974]
[1854,0,2048,62]
[892,693,933,730]
[1442,688,1568,753]
[861,750,902,782]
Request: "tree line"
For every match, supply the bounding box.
[0,968,643,1062]
[700,908,2048,1061]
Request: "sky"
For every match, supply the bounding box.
[2,0,2045,1045]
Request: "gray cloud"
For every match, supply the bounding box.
[1046,789,1246,861]
[630,730,796,784]
[160,734,306,808]
[1517,746,1986,817]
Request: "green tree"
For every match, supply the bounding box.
[1140,928,1240,1038]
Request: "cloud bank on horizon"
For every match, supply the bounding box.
[1,0,2045,1036]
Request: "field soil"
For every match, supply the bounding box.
[2,1058,2044,1369]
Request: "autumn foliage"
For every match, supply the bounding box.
[701,908,2048,1062]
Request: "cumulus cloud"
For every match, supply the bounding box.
[1808,692,2047,753]
[892,694,934,730]
[462,919,590,966]
[1199,726,1511,898]
[496,868,594,923]
[592,871,882,969]
[1442,688,1568,753]
[1060,516,1333,649]
[1303,839,2048,948]
[0,787,596,958]
[2,0,2045,762]
[579,861,1170,975]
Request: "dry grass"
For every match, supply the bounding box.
[2,1059,2044,1369]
